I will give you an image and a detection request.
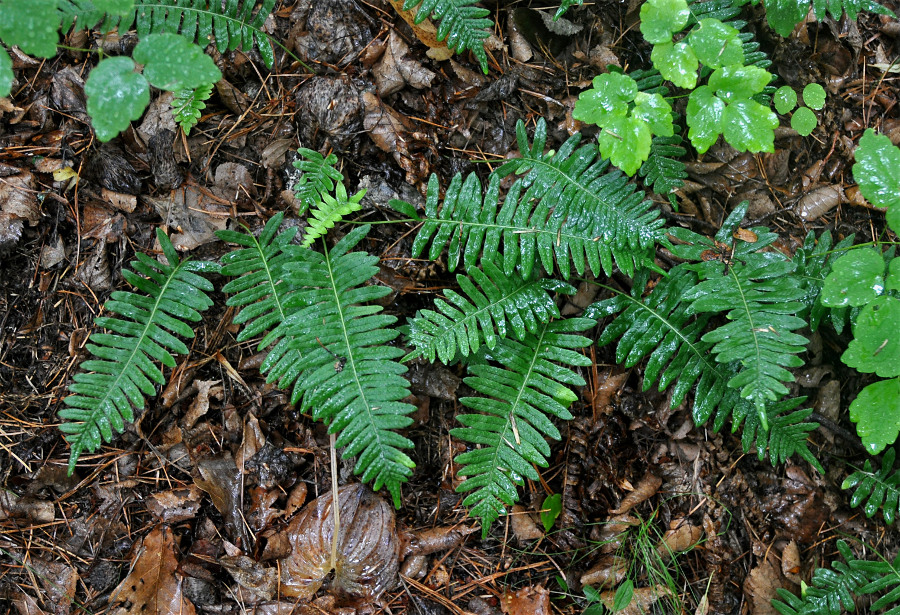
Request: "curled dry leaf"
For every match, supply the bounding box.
[744,553,791,615]
[796,184,845,221]
[0,168,39,251]
[279,483,399,601]
[500,584,550,615]
[402,523,477,557]
[781,540,801,584]
[610,473,662,515]
[374,31,436,96]
[580,554,628,588]
[656,519,703,556]
[147,485,204,523]
[0,490,54,523]
[508,505,544,542]
[110,525,197,615]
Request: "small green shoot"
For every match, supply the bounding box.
[541,493,563,532]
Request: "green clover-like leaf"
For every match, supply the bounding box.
[0,0,59,57]
[721,99,777,152]
[85,57,150,142]
[850,377,900,455]
[573,72,638,127]
[773,86,798,114]
[853,129,900,231]
[598,115,652,176]
[687,85,725,154]
[802,83,826,109]
[652,40,698,89]
[0,46,12,98]
[843,296,900,378]
[888,257,900,292]
[764,0,809,37]
[133,33,222,91]
[633,91,674,137]
[821,248,886,308]
[688,19,744,69]
[709,65,773,101]
[639,0,690,44]
[791,106,817,136]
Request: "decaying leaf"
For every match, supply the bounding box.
[374,31,436,96]
[508,505,544,542]
[656,518,703,556]
[500,584,550,615]
[279,483,400,601]
[386,0,454,61]
[403,523,477,557]
[0,168,39,251]
[29,557,79,615]
[0,490,54,523]
[599,584,673,615]
[194,453,250,548]
[597,514,640,553]
[781,540,801,584]
[110,525,197,615]
[12,592,50,615]
[221,555,279,601]
[610,473,662,515]
[744,552,791,615]
[146,485,204,523]
[796,184,845,221]
[145,180,229,251]
[182,380,223,430]
[580,554,628,588]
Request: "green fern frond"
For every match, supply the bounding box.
[410,118,665,280]
[401,0,492,73]
[792,229,855,334]
[639,135,688,204]
[737,396,823,472]
[217,212,299,347]
[407,258,576,363]
[58,229,217,473]
[843,447,900,524]
[451,318,594,535]
[261,225,415,506]
[554,0,584,19]
[301,183,365,248]
[171,82,212,135]
[773,540,900,615]
[58,0,134,34]
[134,0,277,67]
[292,148,344,217]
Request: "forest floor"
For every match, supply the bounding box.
[1,0,900,614]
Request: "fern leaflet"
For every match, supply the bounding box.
[554,0,584,19]
[261,225,415,506]
[452,318,594,535]
[407,118,665,280]
[401,0,492,73]
[301,183,365,248]
[292,147,344,217]
[640,135,688,204]
[407,258,576,363]
[773,540,900,615]
[58,229,217,473]
[843,447,900,524]
[171,82,212,135]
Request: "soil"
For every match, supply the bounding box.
[1,1,899,614]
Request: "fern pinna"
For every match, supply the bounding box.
[452,318,594,535]
[405,118,666,280]
[773,539,900,615]
[59,230,217,473]
[842,447,900,524]
[399,0,493,73]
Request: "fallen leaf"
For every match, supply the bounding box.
[744,552,792,615]
[279,483,400,601]
[0,169,39,251]
[386,0,453,60]
[508,505,543,542]
[145,180,229,251]
[195,453,250,548]
[656,519,703,556]
[403,523,477,557]
[597,514,640,553]
[599,585,673,615]
[781,541,801,584]
[374,30,436,96]
[12,592,49,615]
[29,557,78,615]
[81,202,126,243]
[182,380,223,430]
[0,491,54,523]
[580,554,628,588]
[110,525,197,615]
[101,188,137,213]
[500,584,550,615]
[610,473,662,515]
[220,555,279,601]
[146,485,204,523]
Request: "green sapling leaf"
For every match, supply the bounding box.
[850,377,900,455]
[842,296,900,377]
[774,86,798,114]
[613,579,634,611]
[85,57,150,142]
[632,92,674,137]
[573,72,637,126]
[853,129,900,231]
[722,100,777,152]
[0,0,60,57]
[541,493,562,532]
[651,40,698,89]
[598,114,652,175]
[802,83,826,109]
[687,86,725,153]
[688,19,744,68]
[709,65,773,101]
[791,106,817,136]
[0,47,12,98]
[821,248,885,307]
[133,34,222,91]
[639,0,690,44]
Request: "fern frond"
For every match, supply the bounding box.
[400,0,492,73]
[407,259,576,363]
[451,318,594,535]
[171,82,212,135]
[292,148,344,217]
[737,396,823,472]
[261,225,415,506]
[58,230,217,473]
[773,540,900,615]
[843,447,900,524]
[554,0,584,19]
[639,135,688,204]
[411,118,665,280]
[301,184,365,248]
[217,212,299,346]
[134,0,277,67]
[792,230,855,334]
[58,0,133,34]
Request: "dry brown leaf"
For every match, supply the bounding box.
[195,453,250,548]
[77,246,111,291]
[12,592,49,615]
[362,92,412,156]
[580,554,627,588]
[500,585,550,615]
[781,540,801,584]
[374,31,436,96]
[81,202,125,243]
[744,553,791,615]
[597,514,640,554]
[146,485,203,523]
[100,188,137,213]
[29,557,78,615]
[110,525,197,615]
[508,505,543,542]
[610,473,662,514]
[279,483,399,601]
[0,169,39,250]
[657,518,703,556]
[182,380,223,430]
[0,491,54,523]
[220,555,279,601]
[600,585,673,615]
[403,523,478,557]
[248,486,282,532]
[145,181,229,251]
